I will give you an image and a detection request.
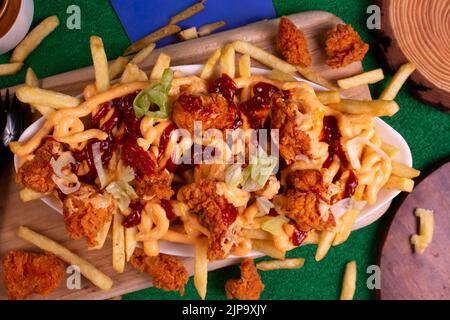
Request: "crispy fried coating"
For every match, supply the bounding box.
[277,16,312,67]
[130,248,188,295]
[325,24,369,69]
[172,93,236,134]
[62,183,115,247]
[2,250,65,300]
[271,92,311,163]
[178,180,240,260]
[225,258,264,300]
[275,189,335,232]
[134,170,174,201]
[16,139,62,193]
[289,169,324,194]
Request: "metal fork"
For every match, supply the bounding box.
[1,90,25,170]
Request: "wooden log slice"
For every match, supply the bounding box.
[377,0,450,111]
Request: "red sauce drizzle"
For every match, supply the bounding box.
[268,208,279,217]
[344,169,358,198]
[320,116,349,169]
[178,94,203,113]
[239,82,288,128]
[158,124,177,159]
[209,74,242,128]
[222,202,238,226]
[209,73,237,102]
[122,201,144,228]
[160,199,177,221]
[288,221,308,246]
[74,92,155,181]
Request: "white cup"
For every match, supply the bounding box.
[0,0,34,54]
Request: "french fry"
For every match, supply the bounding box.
[11,16,60,63]
[333,209,358,246]
[130,43,156,65]
[33,104,56,117]
[380,62,416,100]
[112,211,125,273]
[169,3,205,24]
[233,40,296,74]
[251,239,286,260]
[178,27,198,41]
[256,258,305,271]
[90,36,110,92]
[125,226,137,261]
[411,208,434,254]
[25,68,40,87]
[238,54,251,78]
[391,162,421,179]
[200,48,221,79]
[384,176,415,192]
[337,69,384,89]
[16,85,81,109]
[315,230,335,261]
[0,63,23,75]
[303,230,319,245]
[124,25,181,56]
[296,66,339,90]
[340,261,357,300]
[381,143,400,159]
[150,53,171,80]
[121,63,148,83]
[270,69,297,82]
[316,90,341,105]
[17,226,113,291]
[89,219,112,250]
[109,56,130,80]
[242,228,272,240]
[19,188,49,202]
[327,99,399,117]
[220,44,235,78]
[194,238,208,300]
[198,20,226,37]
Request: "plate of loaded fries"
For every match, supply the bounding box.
[7,15,420,300]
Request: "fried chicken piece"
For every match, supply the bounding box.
[277,16,312,67]
[134,170,174,201]
[2,250,65,300]
[178,180,240,260]
[271,92,311,163]
[325,24,369,69]
[225,258,264,300]
[62,183,115,247]
[16,139,62,193]
[130,248,188,295]
[172,93,237,135]
[274,189,335,232]
[289,169,325,194]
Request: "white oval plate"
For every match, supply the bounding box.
[14,65,412,257]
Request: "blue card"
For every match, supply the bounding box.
[111,0,276,46]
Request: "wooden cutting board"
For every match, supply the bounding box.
[378,159,450,300]
[376,0,450,111]
[0,11,371,300]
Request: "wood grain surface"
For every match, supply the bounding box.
[0,11,371,300]
[378,160,450,300]
[377,0,450,111]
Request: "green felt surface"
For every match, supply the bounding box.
[1,0,449,300]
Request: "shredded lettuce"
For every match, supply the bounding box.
[255,196,274,215]
[261,215,289,236]
[224,164,243,187]
[133,68,173,119]
[242,150,278,191]
[105,166,138,212]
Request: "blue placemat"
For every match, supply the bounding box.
[111,0,276,46]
